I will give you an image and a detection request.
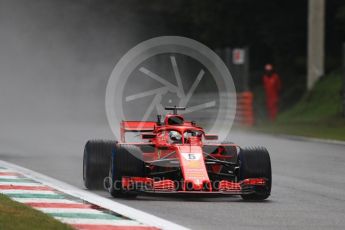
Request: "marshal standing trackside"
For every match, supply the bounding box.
[83,106,272,200]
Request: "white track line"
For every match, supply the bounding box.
[279,134,345,146]
[0,160,188,230]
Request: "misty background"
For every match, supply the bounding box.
[0,1,158,179]
[1,0,142,125]
[0,0,344,157]
[1,0,345,126]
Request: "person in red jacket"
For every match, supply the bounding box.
[262,64,281,121]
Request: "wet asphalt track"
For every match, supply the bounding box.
[2,1,344,229]
[1,121,345,230]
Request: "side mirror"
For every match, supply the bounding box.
[204,134,218,140]
[142,133,156,139]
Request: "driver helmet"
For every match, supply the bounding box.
[169,130,182,142]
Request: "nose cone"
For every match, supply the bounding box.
[177,145,211,191]
[185,180,211,191]
[185,180,203,191]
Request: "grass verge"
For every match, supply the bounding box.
[0,194,73,230]
[251,72,345,141]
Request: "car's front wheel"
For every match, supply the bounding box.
[108,144,145,198]
[238,147,271,200]
[83,140,115,189]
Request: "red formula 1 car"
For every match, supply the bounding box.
[83,106,271,200]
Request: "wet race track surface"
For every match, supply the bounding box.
[1,121,345,230]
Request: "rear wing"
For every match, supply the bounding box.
[120,121,156,142]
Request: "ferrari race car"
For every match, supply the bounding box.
[83,106,271,200]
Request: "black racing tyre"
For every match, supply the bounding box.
[238,147,271,200]
[83,140,115,190]
[109,144,145,198]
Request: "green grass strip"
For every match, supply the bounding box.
[0,194,73,230]
[251,73,345,141]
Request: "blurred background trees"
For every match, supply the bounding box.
[1,0,344,124]
[117,0,345,111]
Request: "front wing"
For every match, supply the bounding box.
[121,177,268,196]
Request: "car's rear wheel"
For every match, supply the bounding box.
[109,144,145,198]
[238,147,271,200]
[83,140,115,189]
